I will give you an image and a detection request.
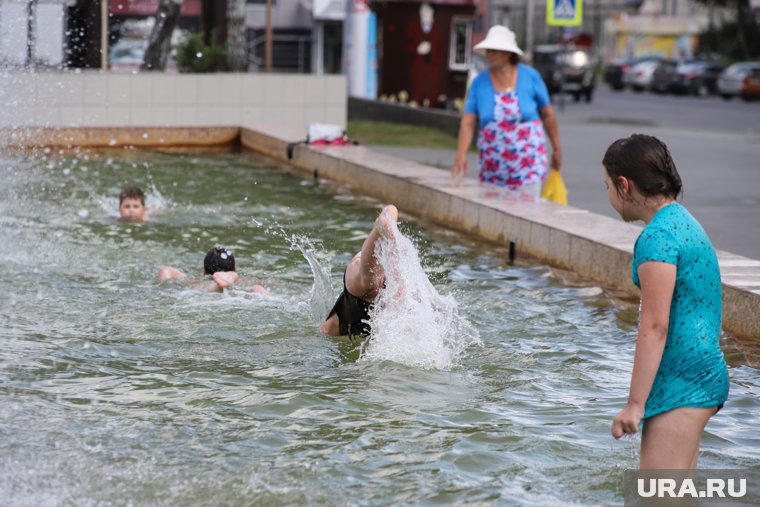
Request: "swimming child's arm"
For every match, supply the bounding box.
[611,260,676,439]
[212,271,238,290]
[248,284,270,295]
[158,266,187,281]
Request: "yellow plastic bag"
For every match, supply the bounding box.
[541,169,568,205]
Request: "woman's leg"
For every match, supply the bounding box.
[640,406,717,469]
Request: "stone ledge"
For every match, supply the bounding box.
[0,127,240,149]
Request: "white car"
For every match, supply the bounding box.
[717,62,760,100]
[622,60,659,92]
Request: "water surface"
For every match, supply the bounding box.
[0,149,757,506]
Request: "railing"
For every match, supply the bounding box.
[248,33,312,73]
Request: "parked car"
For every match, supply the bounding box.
[622,60,660,92]
[717,61,760,100]
[603,55,663,90]
[669,61,726,96]
[532,45,598,102]
[649,59,679,93]
[741,68,760,101]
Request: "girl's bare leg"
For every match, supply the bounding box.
[640,406,717,469]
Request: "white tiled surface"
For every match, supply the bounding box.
[0,71,347,131]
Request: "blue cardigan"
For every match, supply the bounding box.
[465,64,551,129]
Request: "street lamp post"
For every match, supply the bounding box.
[265,0,273,72]
[101,0,109,70]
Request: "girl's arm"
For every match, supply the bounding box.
[611,260,676,438]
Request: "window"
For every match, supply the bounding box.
[449,17,472,71]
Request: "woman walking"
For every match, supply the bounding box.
[452,25,562,193]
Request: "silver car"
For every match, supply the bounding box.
[717,62,760,100]
[622,60,660,92]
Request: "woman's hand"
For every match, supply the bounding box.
[550,147,562,172]
[452,113,477,182]
[611,401,645,439]
[451,154,468,179]
[539,105,562,171]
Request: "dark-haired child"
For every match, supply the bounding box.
[604,134,728,469]
[158,246,269,294]
[320,205,398,339]
[119,187,148,222]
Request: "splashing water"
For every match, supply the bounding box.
[255,214,480,368]
[290,235,335,324]
[361,221,481,370]
[251,216,335,323]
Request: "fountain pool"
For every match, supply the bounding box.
[1,149,757,506]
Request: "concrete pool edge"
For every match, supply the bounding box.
[0,127,240,149]
[240,127,760,341]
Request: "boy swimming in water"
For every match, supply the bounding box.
[321,205,398,339]
[119,187,148,222]
[158,246,270,294]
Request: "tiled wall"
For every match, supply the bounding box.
[0,71,346,140]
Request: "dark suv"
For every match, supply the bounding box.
[532,45,598,102]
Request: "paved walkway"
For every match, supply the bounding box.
[366,91,760,259]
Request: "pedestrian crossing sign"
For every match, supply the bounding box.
[546,0,583,26]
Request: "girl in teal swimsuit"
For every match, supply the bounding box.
[603,134,729,469]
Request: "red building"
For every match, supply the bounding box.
[371,0,476,107]
[109,0,201,17]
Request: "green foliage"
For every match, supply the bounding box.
[176,32,228,73]
[695,0,760,60]
[347,120,465,150]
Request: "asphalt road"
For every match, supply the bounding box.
[370,88,760,259]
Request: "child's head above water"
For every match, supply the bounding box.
[119,187,147,222]
[602,134,682,200]
[203,246,235,275]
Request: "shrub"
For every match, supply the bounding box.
[175,32,228,73]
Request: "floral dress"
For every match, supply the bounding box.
[477,91,548,189]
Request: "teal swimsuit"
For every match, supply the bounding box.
[632,203,729,419]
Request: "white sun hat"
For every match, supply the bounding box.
[473,25,524,57]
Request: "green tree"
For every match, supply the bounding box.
[142,0,184,71]
[696,0,760,60]
[175,32,228,72]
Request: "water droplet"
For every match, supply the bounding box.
[78,209,89,218]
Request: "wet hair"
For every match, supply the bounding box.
[119,187,145,205]
[203,246,235,275]
[602,134,682,200]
